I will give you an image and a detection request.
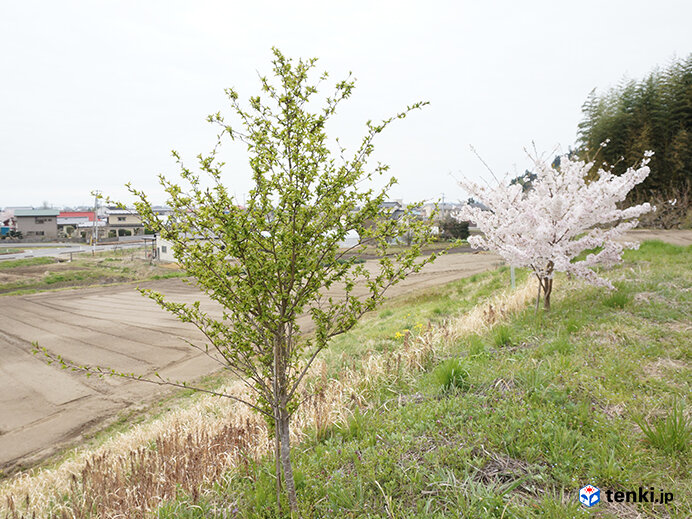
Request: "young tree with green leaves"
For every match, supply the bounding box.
[36,48,435,514]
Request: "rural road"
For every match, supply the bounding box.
[0,242,146,261]
[0,251,504,474]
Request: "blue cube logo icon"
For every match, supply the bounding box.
[579,485,601,507]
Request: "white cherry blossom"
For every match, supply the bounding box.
[455,152,654,310]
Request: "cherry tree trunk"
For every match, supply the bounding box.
[542,276,553,311]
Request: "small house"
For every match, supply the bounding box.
[14,209,59,240]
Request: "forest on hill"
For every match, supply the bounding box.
[577,54,691,222]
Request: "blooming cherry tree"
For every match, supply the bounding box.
[455,151,654,310]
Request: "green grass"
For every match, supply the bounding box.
[0,268,123,294]
[109,242,692,517]
[0,250,185,294]
[0,256,55,269]
[431,358,470,393]
[633,400,692,455]
[150,271,188,280]
[492,324,513,347]
[602,283,632,309]
[319,264,525,372]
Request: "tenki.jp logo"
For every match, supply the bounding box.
[579,484,674,507]
[579,485,600,507]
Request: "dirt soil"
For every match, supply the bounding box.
[620,228,692,246]
[0,254,183,295]
[0,251,505,474]
[0,229,688,475]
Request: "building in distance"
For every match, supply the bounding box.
[14,209,59,240]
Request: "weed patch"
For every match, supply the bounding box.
[634,400,692,454]
[431,359,470,393]
[492,324,512,347]
[602,284,632,309]
[0,257,55,269]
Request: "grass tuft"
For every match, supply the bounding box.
[634,400,692,454]
[492,324,512,347]
[602,285,632,309]
[378,309,393,319]
[432,358,470,393]
[467,334,487,358]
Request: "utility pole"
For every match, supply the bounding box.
[92,190,100,256]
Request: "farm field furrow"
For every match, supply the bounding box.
[0,251,502,474]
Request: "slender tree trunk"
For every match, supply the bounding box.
[544,277,553,311]
[273,337,283,514]
[542,261,554,311]
[536,262,554,312]
[274,410,282,513]
[278,409,300,515]
[274,326,299,515]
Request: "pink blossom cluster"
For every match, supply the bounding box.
[454,152,654,288]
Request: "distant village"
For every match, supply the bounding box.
[0,200,479,261]
[0,205,174,242]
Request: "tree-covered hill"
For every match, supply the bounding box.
[577,55,691,205]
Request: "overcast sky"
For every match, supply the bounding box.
[0,0,689,208]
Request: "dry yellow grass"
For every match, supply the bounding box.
[1,279,536,518]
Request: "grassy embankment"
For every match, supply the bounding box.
[1,241,689,518]
[0,249,184,295]
[161,241,691,518]
[354,241,467,257]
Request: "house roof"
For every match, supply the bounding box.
[59,211,95,221]
[14,209,59,217]
[106,208,138,215]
